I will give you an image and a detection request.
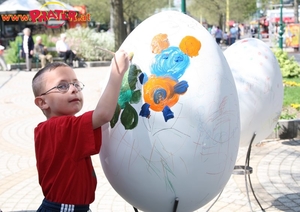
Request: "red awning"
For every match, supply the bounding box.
[227,20,235,26]
[272,17,294,23]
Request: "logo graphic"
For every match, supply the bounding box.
[0,1,90,29]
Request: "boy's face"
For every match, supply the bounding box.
[38,66,84,118]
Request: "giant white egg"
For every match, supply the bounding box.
[224,38,283,147]
[100,11,240,212]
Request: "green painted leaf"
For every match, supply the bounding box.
[130,90,141,104]
[110,104,121,128]
[128,64,142,90]
[121,102,138,130]
[120,70,130,91]
[118,90,133,109]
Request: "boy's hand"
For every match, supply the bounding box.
[112,50,129,76]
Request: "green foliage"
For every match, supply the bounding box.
[280,110,296,120]
[67,0,167,33]
[65,27,114,60]
[64,0,110,23]
[283,78,300,106]
[4,36,24,64]
[4,28,114,63]
[273,48,300,78]
[4,34,56,64]
[123,0,167,22]
[188,0,256,27]
[280,78,300,120]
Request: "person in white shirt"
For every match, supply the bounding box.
[56,33,76,66]
[0,45,9,71]
[20,28,34,71]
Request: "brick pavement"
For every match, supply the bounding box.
[0,67,299,212]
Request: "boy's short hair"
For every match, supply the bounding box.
[32,62,69,97]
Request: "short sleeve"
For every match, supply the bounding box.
[35,111,102,161]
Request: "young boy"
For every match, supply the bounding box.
[32,50,129,211]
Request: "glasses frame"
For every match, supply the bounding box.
[40,81,85,96]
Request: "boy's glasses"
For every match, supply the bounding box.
[40,81,85,96]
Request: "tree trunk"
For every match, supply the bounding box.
[110,6,114,34]
[126,17,132,36]
[218,13,223,31]
[110,0,126,51]
[294,0,299,23]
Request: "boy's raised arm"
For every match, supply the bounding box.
[92,50,129,129]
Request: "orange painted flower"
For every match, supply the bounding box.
[143,76,179,112]
[151,33,170,54]
[179,36,201,57]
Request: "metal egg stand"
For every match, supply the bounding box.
[133,197,179,212]
[207,132,265,212]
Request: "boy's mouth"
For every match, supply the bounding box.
[69,98,80,102]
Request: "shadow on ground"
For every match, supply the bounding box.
[281,139,300,146]
[272,192,300,211]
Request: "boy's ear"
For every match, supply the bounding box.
[34,96,49,110]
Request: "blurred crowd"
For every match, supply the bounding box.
[207,24,246,47]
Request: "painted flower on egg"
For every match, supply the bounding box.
[110,34,201,129]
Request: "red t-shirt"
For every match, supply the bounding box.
[34,111,101,205]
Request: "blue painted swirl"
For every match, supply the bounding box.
[151,46,190,80]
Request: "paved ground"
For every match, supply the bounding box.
[0,66,300,212]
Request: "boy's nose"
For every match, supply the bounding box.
[70,84,79,93]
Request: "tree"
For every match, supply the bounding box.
[187,0,256,30]
[110,0,126,50]
[122,0,167,35]
[294,0,299,23]
[66,0,110,23]
[187,0,224,28]
[68,0,168,49]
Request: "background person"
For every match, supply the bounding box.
[250,25,256,38]
[34,36,53,68]
[21,28,34,71]
[56,33,76,66]
[0,45,9,71]
[223,31,229,46]
[229,24,238,45]
[214,26,223,45]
